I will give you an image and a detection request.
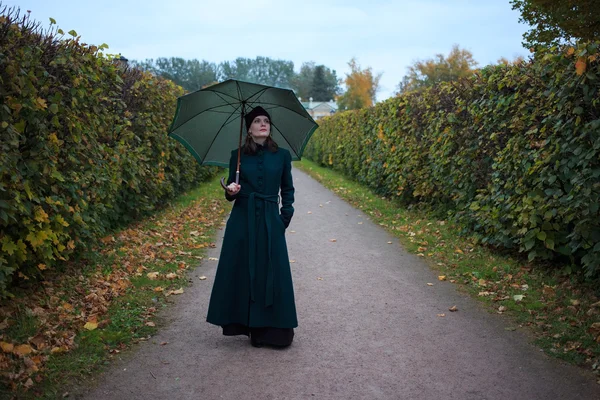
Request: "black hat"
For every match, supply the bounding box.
[245,106,271,131]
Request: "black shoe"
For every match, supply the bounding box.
[250,336,263,348]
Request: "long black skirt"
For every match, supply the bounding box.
[222,323,294,348]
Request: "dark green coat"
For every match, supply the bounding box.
[206,145,297,329]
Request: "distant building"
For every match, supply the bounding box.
[299,97,338,120]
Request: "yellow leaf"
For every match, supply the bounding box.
[34,207,49,222]
[427,283,434,286]
[438,276,446,281]
[449,305,458,312]
[437,313,446,317]
[478,278,487,286]
[566,47,575,56]
[62,303,73,311]
[38,263,47,271]
[154,286,164,292]
[147,272,159,280]
[1,342,14,353]
[575,58,587,75]
[198,276,207,280]
[84,321,98,331]
[14,344,33,355]
[145,321,156,327]
[165,273,177,280]
[455,248,464,254]
[51,346,67,354]
[169,288,184,295]
[36,97,48,109]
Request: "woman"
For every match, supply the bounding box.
[206,106,297,348]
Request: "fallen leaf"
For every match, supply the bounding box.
[307,211,312,214]
[84,321,98,331]
[289,230,296,233]
[317,277,323,280]
[165,273,178,280]
[154,287,164,292]
[329,239,337,242]
[30,335,46,350]
[498,306,507,313]
[160,342,168,346]
[289,260,296,263]
[145,322,156,327]
[208,257,218,261]
[1,342,14,353]
[438,276,446,281]
[62,303,74,311]
[358,222,363,225]
[319,204,323,207]
[505,327,517,331]
[513,295,524,302]
[168,288,184,295]
[147,272,159,280]
[14,344,33,356]
[24,378,34,388]
[437,314,446,317]
[570,299,580,306]
[51,346,67,354]
[478,279,487,286]
[427,283,434,286]
[387,241,392,244]
[478,291,492,296]
[455,249,464,254]
[198,276,207,280]
[449,305,458,312]
[0,318,8,330]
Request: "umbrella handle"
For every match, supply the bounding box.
[220,171,240,190]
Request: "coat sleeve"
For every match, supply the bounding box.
[225,150,238,202]
[279,150,295,228]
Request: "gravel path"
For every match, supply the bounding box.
[82,167,600,400]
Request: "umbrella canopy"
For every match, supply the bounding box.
[167,79,319,168]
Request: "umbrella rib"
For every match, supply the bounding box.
[170,95,242,133]
[269,121,300,158]
[199,101,245,162]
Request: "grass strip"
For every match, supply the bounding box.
[0,175,229,399]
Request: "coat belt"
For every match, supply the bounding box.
[238,192,279,307]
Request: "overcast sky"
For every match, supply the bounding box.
[3,0,530,101]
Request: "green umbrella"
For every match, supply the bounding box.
[167,79,318,189]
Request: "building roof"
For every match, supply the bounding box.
[300,101,338,111]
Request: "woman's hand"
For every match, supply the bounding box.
[226,182,241,195]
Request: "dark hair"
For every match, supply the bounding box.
[242,135,279,154]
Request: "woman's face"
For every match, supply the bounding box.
[249,115,271,140]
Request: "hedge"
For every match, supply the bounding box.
[0,8,217,297]
[305,42,600,276]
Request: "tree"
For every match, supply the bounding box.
[290,62,315,100]
[337,58,381,111]
[131,57,218,92]
[218,57,295,89]
[311,65,340,101]
[510,0,600,48]
[289,62,341,101]
[396,45,477,94]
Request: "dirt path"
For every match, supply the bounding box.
[82,167,600,400]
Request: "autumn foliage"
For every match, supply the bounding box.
[305,41,600,276]
[0,8,217,297]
